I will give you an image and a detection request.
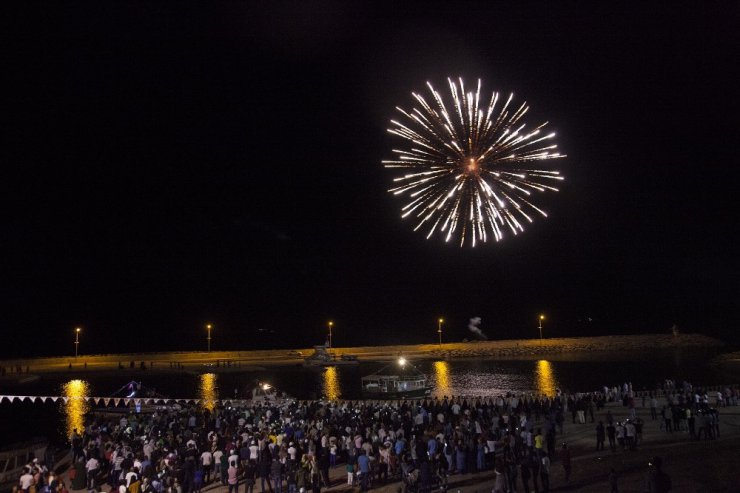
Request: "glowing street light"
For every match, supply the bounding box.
[74,327,81,357]
[328,321,334,348]
[538,314,545,340]
[437,318,444,346]
[206,323,213,352]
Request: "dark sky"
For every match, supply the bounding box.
[4,2,740,357]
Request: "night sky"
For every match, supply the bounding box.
[5,3,739,357]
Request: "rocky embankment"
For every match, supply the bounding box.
[335,333,724,361]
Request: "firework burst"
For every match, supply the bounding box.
[383,77,565,247]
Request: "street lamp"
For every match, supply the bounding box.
[74,327,81,357]
[437,318,444,346]
[328,321,334,348]
[538,314,545,340]
[206,323,213,352]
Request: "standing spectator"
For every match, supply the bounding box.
[271,456,283,493]
[85,455,100,491]
[201,449,213,484]
[559,443,571,484]
[18,467,34,493]
[492,461,506,493]
[646,456,671,492]
[596,421,605,451]
[625,420,636,450]
[608,468,619,493]
[519,456,531,493]
[345,461,354,486]
[227,460,239,493]
[357,450,370,492]
[661,406,672,433]
[540,452,550,493]
[607,422,616,452]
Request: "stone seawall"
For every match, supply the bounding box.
[0,333,724,375]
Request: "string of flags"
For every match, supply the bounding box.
[0,395,242,406]
[0,395,405,406]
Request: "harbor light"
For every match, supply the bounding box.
[74,327,82,358]
[206,323,213,352]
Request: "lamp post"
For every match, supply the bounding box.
[328,321,334,348]
[538,315,545,340]
[74,327,81,357]
[206,324,213,352]
[437,318,444,347]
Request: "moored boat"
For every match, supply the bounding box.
[303,346,359,367]
[361,358,432,399]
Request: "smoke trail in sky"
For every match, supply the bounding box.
[468,317,488,340]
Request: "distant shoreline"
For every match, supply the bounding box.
[0,333,724,379]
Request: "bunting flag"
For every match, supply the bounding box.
[113,398,121,406]
[103,398,111,406]
[62,397,69,404]
[124,399,131,406]
[51,396,59,403]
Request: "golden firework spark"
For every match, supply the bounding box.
[383,78,565,246]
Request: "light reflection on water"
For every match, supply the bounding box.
[535,360,557,397]
[322,366,341,400]
[61,379,89,440]
[432,361,451,398]
[198,373,218,411]
[423,361,532,397]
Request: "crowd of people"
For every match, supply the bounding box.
[14,380,739,493]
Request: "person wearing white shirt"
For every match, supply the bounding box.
[228,450,239,467]
[125,467,139,488]
[143,441,153,460]
[18,468,34,493]
[213,449,224,477]
[201,450,213,483]
[86,457,100,490]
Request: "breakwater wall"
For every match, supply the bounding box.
[0,333,724,375]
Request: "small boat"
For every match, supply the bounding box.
[361,358,433,399]
[0,438,48,486]
[246,381,291,405]
[303,346,359,367]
